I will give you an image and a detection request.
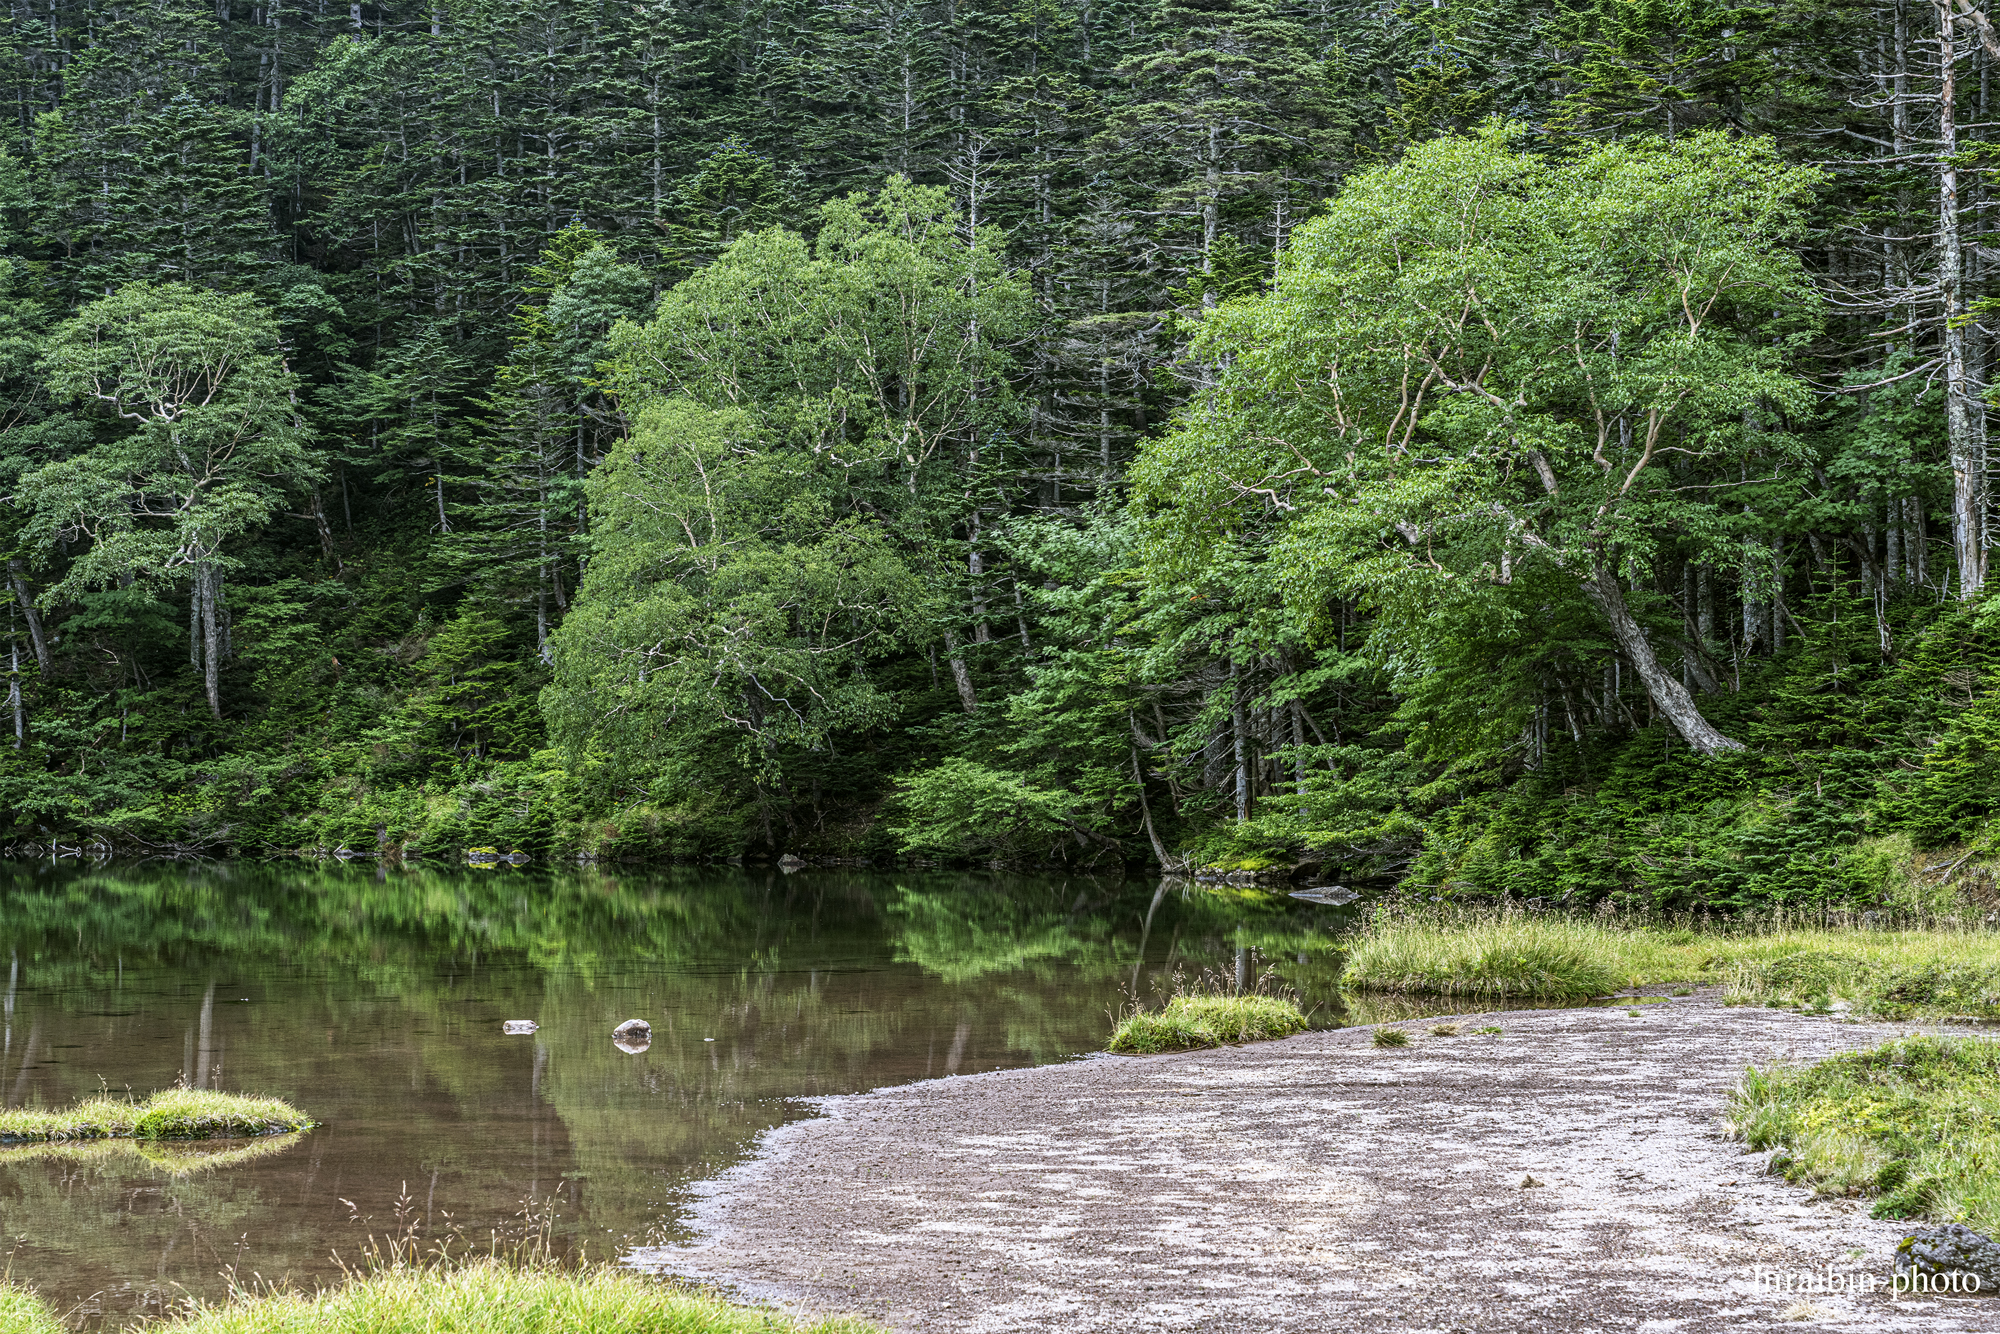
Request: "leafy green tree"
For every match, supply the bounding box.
[19,283,317,718]
[1137,125,1822,757]
[544,398,927,835]
[608,176,1029,715]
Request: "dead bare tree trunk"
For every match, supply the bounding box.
[1130,731,1174,868]
[1941,0,1987,594]
[309,484,342,573]
[1230,660,1249,822]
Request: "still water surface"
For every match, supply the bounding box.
[0,861,1349,1328]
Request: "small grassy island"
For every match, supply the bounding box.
[1,1261,882,1334]
[1107,993,1308,1053]
[0,1088,314,1143]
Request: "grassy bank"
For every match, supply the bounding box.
[1729,1035,2000,1233]
[1341,906,2000,1013]
[1107,994,1307,1053]
[0,1263,882,1333]
[0,1088,313,1142]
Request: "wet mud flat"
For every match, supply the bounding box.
[635,995,1994,1332]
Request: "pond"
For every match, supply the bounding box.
[0,861,1352,1329]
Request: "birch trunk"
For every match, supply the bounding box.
[1577,560,1745,754]
[942,629,977,714]
[7,559,48,672]
[8,641,21,748]
[199,562,222,720]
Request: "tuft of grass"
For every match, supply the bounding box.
[121,1259,880,1334]
[1107,994,1306,1053]
[1428,1023,1460,1037]
[0,1088,313,1143]
[1728,1035,2000,1234]
[0,1283,62,1334]
[1371,1027,1409,1047]
[1472,1025,1503,1035]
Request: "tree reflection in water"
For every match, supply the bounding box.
[0,860,1350,1329]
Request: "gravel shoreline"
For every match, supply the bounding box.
[632,994,1995,1331]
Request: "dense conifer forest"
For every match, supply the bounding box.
[5,0,2000,908]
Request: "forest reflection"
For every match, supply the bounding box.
[0,860,1347,1328]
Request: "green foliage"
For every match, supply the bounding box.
[547,399,923,810]
[22,282,316,595]
[890,758,1086,860]
[0,0,1989,891]
[1725,950,2000,1020]
[1137,125,1821,764]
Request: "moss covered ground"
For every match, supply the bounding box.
[1730,1034,2000,1235]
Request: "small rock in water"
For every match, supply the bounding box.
[777,853,807,872]
[1896,1224,2000,1292]
[612,1018,652,1054]
[502,1020,539,1035]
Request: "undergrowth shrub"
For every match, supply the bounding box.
[1397,596,2000,914]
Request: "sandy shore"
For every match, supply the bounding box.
[631,994,1995,1331]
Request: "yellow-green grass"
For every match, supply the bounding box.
[0,1282,63,1334]
[0,1088,312,1143]
[128,1260,880,1334]
[1342,906,2000,1011]
[1730,1035,2000,1234]
[1107,994,1307,1053]
[1343,914,1650,998]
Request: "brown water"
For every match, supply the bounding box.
[0,860,1350,1328]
